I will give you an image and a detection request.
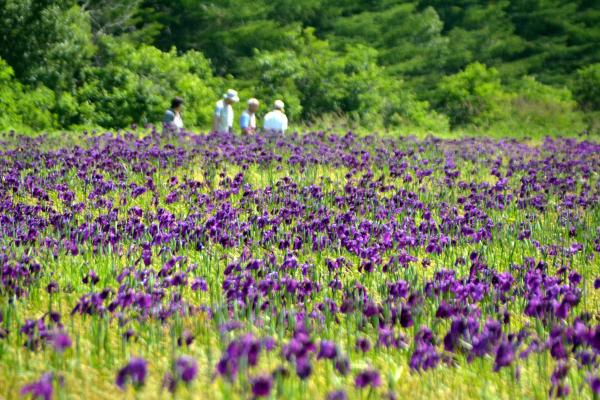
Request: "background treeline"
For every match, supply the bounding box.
[1,0,599,135]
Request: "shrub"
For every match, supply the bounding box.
[0,57,56,132]
[0,58,21,130]
[75,37,220,129]
[435,64,587,136]
[573,63,600,111]
[500,76,586,136]
[434,63,508,128]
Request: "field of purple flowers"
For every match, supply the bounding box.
[1,130,599,399]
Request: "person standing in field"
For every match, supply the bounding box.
[213,89,239,133]
[163,97,184,132]
[240,98,260,135]
[263,100,288,134]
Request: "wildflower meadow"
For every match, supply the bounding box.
[1,129,599,399]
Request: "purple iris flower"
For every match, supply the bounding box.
[317,340,338,360]
[251,375,273,397]
[334,357,350,375]
[589,375,600,394]
[493,341,514,371]
[355,369,381,389]
[356,338,371,353]
[327,390,348,400]
[191,278,208,291]
[295,357,312,379]
[116,357,148,389]
[51,332,72,353]
[20,373,54,400]
[175,356,198,383]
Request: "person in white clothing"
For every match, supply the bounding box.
[163,97,184,134]
[240,98,259,135]
[213,89,239,133]
[263,100,288,134]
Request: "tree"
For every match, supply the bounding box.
[0,0,94,91]
[328,2,449,93]
[79,0,162,43]
[506,0,600,84]
[244,28,447,130]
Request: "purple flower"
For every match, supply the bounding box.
[177,330,195,347]
[162,372,176,393]
[550,383,570,398]
[550,363,569,386]
[410,327,439,371]
[356,338,371,353]
[175,356,198,383]
[295,357,312,379]
[317,340,338,360]
[327,390,348,400]
[363,301,379,318]
[116,357,148,389]
[399,307,413,328]
[410,343,440,371]
[20,373,54,400]
[82,270,99,285]
[436,301,453,318]
[46,281,59,294]
[165,191,179,204]
[589,375,600,394]
[355,369,381,389]
[216,334,265,379]
[51,332,72,353]
[494,341,514,371]
[191,278,208,291]
[251,375,273,397]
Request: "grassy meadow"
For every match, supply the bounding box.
[0,129,599,399]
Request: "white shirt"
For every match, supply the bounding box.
[263,110,288,133]
[214,100,234,132]
[173,112,184,129]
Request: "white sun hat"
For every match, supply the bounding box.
[273,99,285,110]
[223,89,240,102]
[248,98,260,106]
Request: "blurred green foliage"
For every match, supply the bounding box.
[0,0,598,135]
[573,63,600,112]
[74,37,219,128]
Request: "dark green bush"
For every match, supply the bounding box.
[573,64,600,111]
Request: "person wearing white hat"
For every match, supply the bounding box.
[213,89,240,133]
[240,98,260,135]
[263,100,288,134]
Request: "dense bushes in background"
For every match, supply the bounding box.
[435,63,586,135]
[572,63,600,134]
[0,0,598,134]
[241,28,448,131]
[573,64,600,112]
[74,38,219,128]
[505,76,587,136]
[0,58,57,131]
